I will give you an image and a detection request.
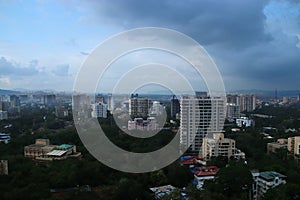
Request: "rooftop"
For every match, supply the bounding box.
[56,144,73,150]
[259,171,287,181]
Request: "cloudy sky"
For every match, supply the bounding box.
[0,0,299,92]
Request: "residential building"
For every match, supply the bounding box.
[267,139,288,154]
[226,103,240,119]
[236,117,254,127]
[288,136,300,156]
[149,185,176,199]
[202,133,237,160]
[0,160,8,175]
[43,94,56,106]
[129,94,150,119]
[55,106,69,118]
[0,133,10,144]
[240,94,256,112]
[91,102,108,118]
[171,95,180,118]
[180,92,225,154]
[0,111,8,121]
[194,165,220,189]
[251,171,286,200]
[226,94,256,118]
[128,117,159,131]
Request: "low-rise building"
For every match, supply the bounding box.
[194,165,220,189]
[128,117,159,131]
[251,171,286,200]
[236,117,254,127]
[24,139,81,161]
[267,139,288,154]
[0,133,10,144]
[149,185,176,199]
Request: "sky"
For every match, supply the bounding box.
[0,0,300,92]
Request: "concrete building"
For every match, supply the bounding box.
[0,133,10,144]
[226,94,256,118]
[43,94,56,106]
[267,139,288,154]
[0,111,8,121]
[180,93,226,154]
[0,160,8,175]
[226,103,241,119]
[194,165,220,189]
[128,117,159,131]
[149,185,176,199]
[24,139,81,161]
[240,94,256,112]
[171,95,180,118]
[236,117,254,127]
[129,94,150,119]
[91,102,108,118]
[202,133,237,160]
[251,171,286,200]
[288,136,300,157]
[55,106,69,118]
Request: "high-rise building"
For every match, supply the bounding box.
[171,95,180,118]
[240,94,256,112]
[179,92,225,154]
[43,94,56,106]
[91,102,108,118]
[129,94,150,119]
[226,94,256,118]
[107,94,114,112]
[9,95,20,107]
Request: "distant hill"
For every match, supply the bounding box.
[0,89,20,95]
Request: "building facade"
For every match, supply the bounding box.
[288,136,300,156]
[91,102,108,118]
[129,95,150,119]
[201,133,237,160]
[179,93,226,154]
[251,171,286,200]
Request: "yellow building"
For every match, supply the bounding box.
[288,136,300,156]
[24,139,56,158]
[202,133,236,160]
[24,139,81,161]
[267,138,287,154]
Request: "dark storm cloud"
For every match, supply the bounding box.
[87,0,271,49]
[81,0,300,90]
[0,56,39,76]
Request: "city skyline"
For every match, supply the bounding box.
[0,1,300,92]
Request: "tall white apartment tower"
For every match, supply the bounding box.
[180,92,226,154]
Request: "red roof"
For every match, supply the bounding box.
[194,166,220,177]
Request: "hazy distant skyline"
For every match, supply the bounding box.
[0,0,300,92]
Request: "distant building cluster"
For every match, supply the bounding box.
[24,139,81,161]
[226,94,256,119]
[128,117,159,131]
[267,136,300,158]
